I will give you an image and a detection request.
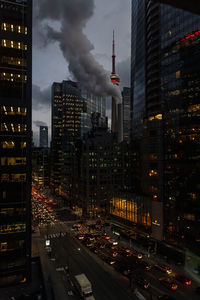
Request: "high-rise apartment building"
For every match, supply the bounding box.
[131,0,200,255]
[0,0,32,286]
[39,125,48,148]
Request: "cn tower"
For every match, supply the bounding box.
[110,30,120,133]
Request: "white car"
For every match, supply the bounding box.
[67,290,74,296]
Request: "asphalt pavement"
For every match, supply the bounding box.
[40,223,135,300]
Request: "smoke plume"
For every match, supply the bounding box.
[35,0,122,104]
[33,120,48,128]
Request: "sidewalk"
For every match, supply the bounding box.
[32,229,70,300]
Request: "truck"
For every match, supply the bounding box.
[74,273,95,300]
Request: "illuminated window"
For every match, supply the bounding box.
[1,23,27,35]
[0,123,27,133]
[0,242,7,252]
[1,141,15,149]
[1,56,27,67]
[21,142,26,149]
[1,106,27,116]
[1,157,26,166]
[176,70,181,79]
[155,114,162,120]
[1,174,9,182]
[1,39,27,50]
[0,72,27,82]
[11,174,26,182]
[149,170,158,176]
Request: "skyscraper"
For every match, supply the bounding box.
[50,81,83,195]
[0,0,32,286]
[131,0,146,140]
[131,0,200,253]
[39,125,48,148]
[122,87,131,142]
[50,80,106,196]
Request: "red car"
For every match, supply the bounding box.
[159,277,178,291]
[155,264,172,274]
[174,274,191,286]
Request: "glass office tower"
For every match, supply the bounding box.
[131,0,146,139]
[160,5,200,251]
[39,126,48,148]
[131,0,200,250]
[0,0,32,286]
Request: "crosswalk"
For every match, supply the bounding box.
[44,232,67,239]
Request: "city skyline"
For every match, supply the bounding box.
[32,0,131,146]
[1,0,200,297]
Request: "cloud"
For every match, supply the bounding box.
[34,0,122,104]
[116,57,130,89]
[32,84,51,110]
[33,120,48,127]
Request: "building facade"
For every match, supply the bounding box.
[50,81,83,195]
[39,125,48,148]
[122,87,131,142]
[32,147,49,188]
[0,0,32,286]
[131,0,200,253]
[50,81,107,197]
[80,125,131,217]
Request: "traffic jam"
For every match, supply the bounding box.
[32,187,58,227]
[72,222,199,299]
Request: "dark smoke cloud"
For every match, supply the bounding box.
[33,120,48,128]
[32,84,51,110]
[35,0,122,104]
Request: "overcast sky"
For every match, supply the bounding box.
[32,0,131,146]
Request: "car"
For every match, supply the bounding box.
[103,255,115,265]
[174,274,191,285]
[138,260,152,271]
[155,264,172,274]
[111,251,118,257]
[76,234,84,240]
[131,251,143,259]
[159,277,178,290]
[135,276,150,289]
[89,246,97,253]
[67,290,74,296]
[101,235,110,240]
